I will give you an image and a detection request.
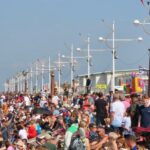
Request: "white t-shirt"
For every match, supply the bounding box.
[122,116,132,135]
[52,96,59,106]
[19,129,28,140]
[9,105,14,112]
[110,100,125,127]
[24,96,31,106]
[122,116,131,130]
[40,100,47,108]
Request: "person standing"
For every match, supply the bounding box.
[24,94,31,108]
[138,94,150,128]
[128,94,140,127]
[110,93,125,129]
[95,92,108,125]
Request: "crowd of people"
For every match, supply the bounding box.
[0,89,149,150]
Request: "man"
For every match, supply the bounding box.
[86,78,92,94]
[138,94,150,128]
[24,94,31,108]
[110,93,125,128]
[129,93,140,127]
[52,92,59,106]
[39,96,47,108]
[95,92,108,125]
[107,91,113,112]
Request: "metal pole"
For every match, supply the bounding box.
[35,62,38,93]
[48,56,51,93]
[148,49,150,97]
[41,63,44,92]
[17,75,20,92]
[4,82,6,93]
[30,67,33,94]
[58,53,61,94]
[87,37,90,78]
[20,76,22,92]
[71,45,74,87]
[21,75,23,92]
[112,21,115,93]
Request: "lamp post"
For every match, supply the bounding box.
[99,21,143,92]
[133,6,150,96]
[77,37,92,78]
[22,71,28,93]
[35,61,38,93]
[77,36,112,93]
[77,36,110,78]
[55,53,69,94]
[48,56,51,93]
[36,59,47,92]
[41,63,44,92]
[62,44,86,88]
[35,60,56,93]
[30,66,33,94]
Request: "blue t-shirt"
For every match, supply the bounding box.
[139,105,150,128]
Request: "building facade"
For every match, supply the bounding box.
[76,69,148,93]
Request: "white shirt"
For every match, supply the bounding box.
[122,116,132,135]
[122,116,131,130]
[19,129,28,140]
[24,96,31,106]
[40,100,47,108]
[110,100,125,127]
[9,105,14,112]
[52,96,59,106]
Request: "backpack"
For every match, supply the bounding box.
[69,137,86,150]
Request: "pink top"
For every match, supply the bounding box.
[122,98,131,110]
[7,146,15,150]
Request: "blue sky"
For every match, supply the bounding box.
[0,0,149,90]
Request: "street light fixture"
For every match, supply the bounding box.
[76,48,81,51]
[133,19,141,26]
[62,45,87,88]
[55,53,70,94]
[134,11,150,96]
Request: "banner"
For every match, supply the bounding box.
[96,84,107,89]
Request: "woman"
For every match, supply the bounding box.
[79,121,90,150]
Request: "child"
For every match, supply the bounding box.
[122,108,132,136]
[89,123,99,143]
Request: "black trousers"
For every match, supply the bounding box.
[96,115,106,126]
